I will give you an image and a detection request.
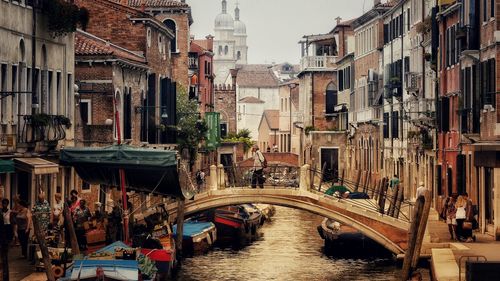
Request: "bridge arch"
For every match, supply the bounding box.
[167,190,408,255]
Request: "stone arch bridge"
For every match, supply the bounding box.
[167,165,413,256]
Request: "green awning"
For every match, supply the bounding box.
[60,145,184,197]
[0,159,14,173]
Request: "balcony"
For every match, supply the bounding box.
[20,114,71,144]
[300,56,336,71]
[188,55,198,70]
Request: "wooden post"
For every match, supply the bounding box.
[402,196,425,281]
[378,177,388,214]
[354,170,361,192]
[340,169,345,186]
[373,179,381,201]
[33,215,56,281]
[411,191,432,269]
[388,184,399,217]
[394,185,405,219]
[363,171,371,194]
[175,198,185,259]
[318,163,327,192]
[64,203,80,255]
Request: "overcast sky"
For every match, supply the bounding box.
[188,0,369,64]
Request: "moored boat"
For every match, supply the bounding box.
[253,204,276,223]
[317,218,391,257]
[212,205,262,238]
[173,220,217,255]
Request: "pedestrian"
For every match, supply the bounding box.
[32,192,51,235]
[73,199,91,251]
[272,143,278,152]
[196,170,206,191]
[415,181,427,199]
[2,198,14,244]
[69,190,81,216]
[444,193,458,240]
[251,145,265,189]
[108,200,123,242]
[462,192,475,242]
[16,200,31,258]
[11,194,22,246]
[389,174,400,190]
[455,195,467,241]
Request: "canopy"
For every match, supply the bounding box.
[0,159,14,174]
[60,145,183,197]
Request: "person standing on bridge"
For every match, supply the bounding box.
[251,145,265,189]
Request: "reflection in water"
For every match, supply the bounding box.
[175,206,400,281]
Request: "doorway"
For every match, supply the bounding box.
[320,148,339,182]
[16,171,30,203]
[484,167,494,225]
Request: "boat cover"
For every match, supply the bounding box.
[94,241,130,255]
[68,259,139,281]
[60,145,183,197]
[173,221,215,238]
[324,185,349,196]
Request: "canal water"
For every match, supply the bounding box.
[175,206,401,281]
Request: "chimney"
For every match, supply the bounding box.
[140,0,146,12]
[373,0,381,7]
[335,17,342,25]
[205,35,214,52]
[120,0,128,6]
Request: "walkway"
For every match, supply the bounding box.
[7,246,35,280]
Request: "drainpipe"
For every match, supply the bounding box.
[311,74,315,128]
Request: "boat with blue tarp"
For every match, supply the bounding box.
[173,220,217,255]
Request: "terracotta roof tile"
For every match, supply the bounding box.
[191,40,209,52]
[239,96,265,104]
[75,30,146,64]
[236,65,280,88]
[262,110,279,130]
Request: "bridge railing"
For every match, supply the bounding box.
[217,164,300,189]
[307,167,414,223]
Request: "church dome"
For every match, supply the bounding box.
[215,0,234,30]
[234,20,246,35]
[233,6,246,35]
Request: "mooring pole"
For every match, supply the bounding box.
[33,215,56,281]
[411,191,432,269]
[175,198,185,259]
[401,196,425,280]
[63,203,80,255]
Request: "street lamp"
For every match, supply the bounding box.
[288,82,298,153]
[134,106,169,120]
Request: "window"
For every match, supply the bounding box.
[383,112,389,139]
[66,74,72,118]
[147,28,152,48]
[491,0,495,18]
[338,69,344,91]
[80,99,91,125]
[483,0,487,22]
[47,70,53,114]
[220,123,227,138]
[11,65,18,123]
[123,88,132,139]
[325,82,337,114]
[164,19,177,52]
[218,46,222,55]
[224,45,228,55]
[81,181,90,191]
[1,64,7,123]
[56,72,61,115]
[391,111,399,139]
[237,51,241,60]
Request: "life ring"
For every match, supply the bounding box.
[52,265,64,278]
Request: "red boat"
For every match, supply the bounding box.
[213,204,262,238]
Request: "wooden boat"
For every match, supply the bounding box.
[317,218,391,257]
[253,204,276,223]
[173,220,217,255]
[141,223,177,279]
[211,204,262,238]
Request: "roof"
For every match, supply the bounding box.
[352,2,394,29]
[75,30,147,64]
[300,33,335,44]
[127,0,189,8]
[261,110,279,130]
[236,65,280,88]
[238,96,265,104]
[331,18,355,33]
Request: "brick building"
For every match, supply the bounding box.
[127,0,193,88]
[75,0,178,146]
[75,30,149,147]
[189,36,215,116]
[347,3,392,185]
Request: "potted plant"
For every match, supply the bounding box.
[57,115,72,129]
[31,113,51,127]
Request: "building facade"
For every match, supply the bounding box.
[0,0,77,207]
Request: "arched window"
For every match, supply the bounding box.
[218,45,223,55]
[325,82,338,114]
[114,90,123,141]
[123,87,132,140]
[146,28,152,48]
[224,45,228,55]
[237,51,241,60]
[164,19,177,53]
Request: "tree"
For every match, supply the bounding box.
[175,86,207,164]
[222,129,255,153]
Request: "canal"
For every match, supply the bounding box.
[175,206,401,281]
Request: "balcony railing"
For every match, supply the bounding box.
[20,114,71,143]
[300,56,336,71]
